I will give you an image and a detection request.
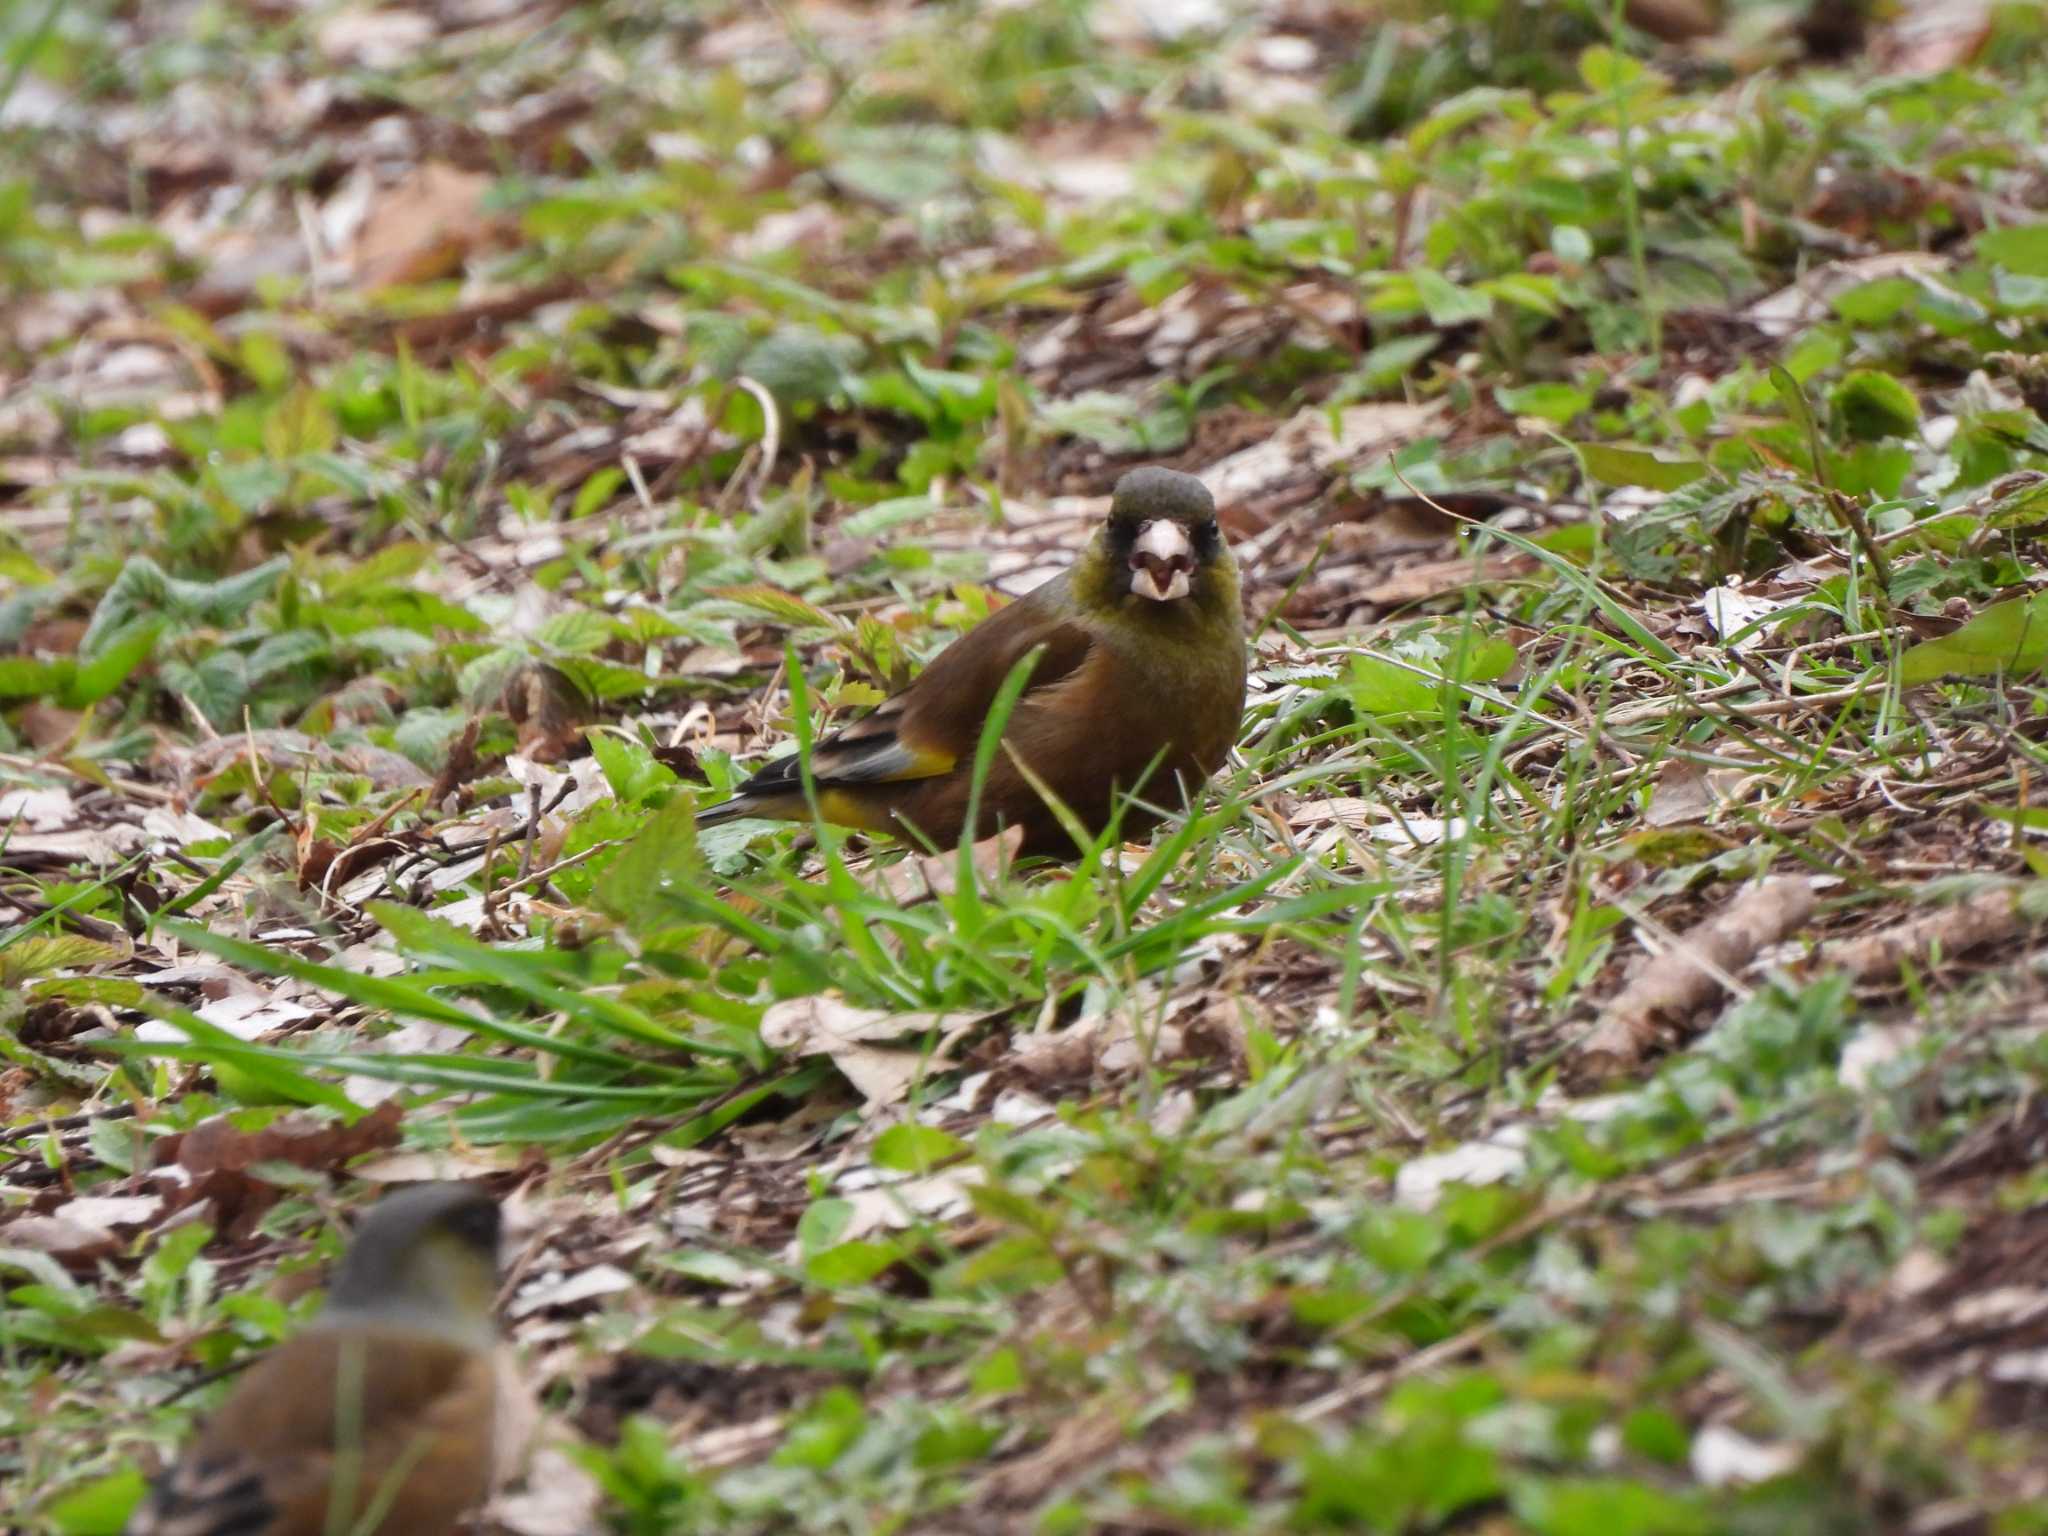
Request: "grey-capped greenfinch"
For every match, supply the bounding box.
[126,1182,503,1536]
[698,466,1247,856]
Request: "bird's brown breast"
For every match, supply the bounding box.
[878,604,1246,855]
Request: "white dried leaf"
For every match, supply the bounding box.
[1394,1128,1530,1210]
[1690,1424,1802,1487]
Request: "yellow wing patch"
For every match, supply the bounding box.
[867,744,956,782]
[815,789,901,831]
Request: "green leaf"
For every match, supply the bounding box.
[796,1197,854,1256]
[1580,444,1709,492]
[1412,268,1494,326]
[872,1123,967,1173]
[1550,225,1593,266]
[1830,276,1919,324]
[1349,656,1444,717]
[738,327,858,403]
[570,467,624,521]
[708,583,843,631]
[1578,44,1645,92]
[67,618,161,705]
[1771,365,1825,472]
[1619,1407,1690,1465]
[1977,223,2048,278]
[1353,333,1441,389]
[40,1467,146,1535]
[369,902,738,1058]
[1895,593,2048,684]
[587,729,679,809]
[1831,369,1920,440]
[0,653,69,698]
[1513,1476,1709,1536]
[593,797,705,932]
[805,1238,900,1287]
[1495,382,1591,425]
[537,607,618,655]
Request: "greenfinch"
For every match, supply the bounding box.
[698,466,1247,857]
[126,1182,503,1536]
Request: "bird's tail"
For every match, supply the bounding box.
[694,795,756,828]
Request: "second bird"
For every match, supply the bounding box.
[125,1182,503,1536]
[698,466,1247,857]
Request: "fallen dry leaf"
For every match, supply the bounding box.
[1203,400,1447,512]
[0,1214,121,1268]
[154,1103,404,1236]
[870,825,1023,903]
[352,162,497,291]
[761,995,983,1108]
[317,7,436,69]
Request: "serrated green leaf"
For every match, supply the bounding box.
[537,607,619,655]
[593,797,705,932]
[1,935,125,983]
[709,583,844,631]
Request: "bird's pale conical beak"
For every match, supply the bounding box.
[1129,520,1195,601]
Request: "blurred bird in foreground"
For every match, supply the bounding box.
[698,466,1248,857]
[126,1182,502,1536]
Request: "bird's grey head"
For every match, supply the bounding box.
[1105,467,1224,603]
[325,1181,502,1328]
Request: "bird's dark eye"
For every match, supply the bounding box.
[1193,520,1221,558]
[442,1198,502,1253]
[1106,520,1138,560]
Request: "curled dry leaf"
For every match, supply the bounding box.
[1394,1129,1531,1211]
[1577,875,1818,1081]
[162,730,428,795]
[0,786,76,830]
[1879,0,1993,74]
[1643,759,1719,828]
[134,987,314,1044]
[509,1263,637,1319]
[152,1102,404,1237]
[1698,584,1795,651]
[1690,1425,1804,1488]
[2,1194,162,1269]
[352,1146,525,1183]
[1827,885,2030,979]
[1350,554,1535,607]
[1623,0,1720,42]
[428,717,484,806]
[503,663,591,765]
[826,1167,985,1244]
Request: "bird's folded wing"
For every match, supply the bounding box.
[751,614,1097,790]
